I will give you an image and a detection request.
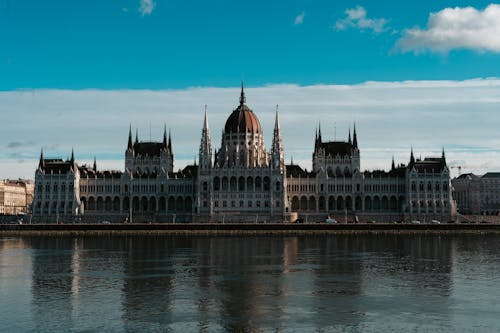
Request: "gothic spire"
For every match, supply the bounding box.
[199,105,212,169]
[163,124,167,148]
[271,105,284,171]
[168,129,173,155]
[135,128,139,144]
[348,128,352,144]
[70,148,74,163]
[442,146,447,166]
[318,122,322,143]
[391,156,395,170]
[353,123,358,148]
[93,156,97,171]
[239,80,246,105]
[39,148,44,169]
[274,105,281,131]
[410,146,415,166]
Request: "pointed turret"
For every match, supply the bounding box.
[39,148,44,169]
[93,157,97,171]
[442,146,447,166]
[353,123,358,148]
[163,124,167,149]
[70,148,74,163]
[271,105,285,171]
[410,147,415,166]
[318,122,322,143]
[199,105,212,170]
[168,129,173,155]
[128,125,133,150]
[135,128,139,144]
[391,156,395,170]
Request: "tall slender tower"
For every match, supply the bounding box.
[197,105,213,218]
[271,106,285,172]
[199,105,212,169]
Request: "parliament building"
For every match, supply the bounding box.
[32,84,455,223]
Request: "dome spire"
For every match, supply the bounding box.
[239,80,246,105]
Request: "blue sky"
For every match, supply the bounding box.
[1,1,500,178]
[2,0,500,89]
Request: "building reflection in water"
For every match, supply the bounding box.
[29,237,126,332]
[14,234,492,331]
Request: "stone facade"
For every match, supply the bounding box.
[453,173,500,215]
[0,179,34,215]
[31,85,455,223]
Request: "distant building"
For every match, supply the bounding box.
[453,173,500,215]
[0,179,34,215]
[31,83,455,223]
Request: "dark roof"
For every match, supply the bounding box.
[318,141,354,157]
[133,142,166,157]
[286,164,315,178]
[364,167,406,178]
[412,157,446,173]
[482,172,500,178]
[79,166,122,178]
[180,165,197,178]
[456,173,479,180]
[389,166,407,177]
[41,159,74,174]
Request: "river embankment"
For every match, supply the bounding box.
[2,222,500,236]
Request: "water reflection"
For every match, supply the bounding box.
[0,235,498,331]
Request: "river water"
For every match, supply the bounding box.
[1,235,499,332]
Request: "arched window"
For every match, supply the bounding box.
[263,177,270,191]
[255,177,262,191]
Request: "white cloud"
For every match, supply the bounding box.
[1,79,500,179]
[295,12,305,25]
[139,0,155,16]
[396,4,500,53]
[335,6,388,33]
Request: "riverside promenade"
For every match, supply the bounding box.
[2,222,500,236]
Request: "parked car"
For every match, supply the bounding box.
[411,220,421,224]
[431,220,441,224]
[325,217,337,223]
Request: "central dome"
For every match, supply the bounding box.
[224,84,262,134]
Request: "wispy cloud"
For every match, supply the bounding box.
[294,12,305,25]
[396,4,500,53]
[139,0,155,16]
[335,6,388,33]
[1,79,500,179]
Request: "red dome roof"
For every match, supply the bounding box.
[224,104,262,133]
[224,84,262,133]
